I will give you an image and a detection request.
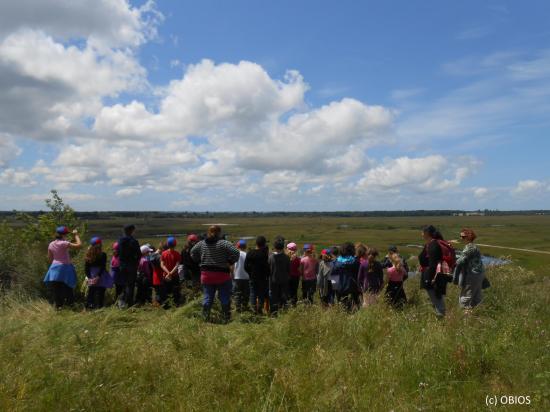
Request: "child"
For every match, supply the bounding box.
[232,239,250,313]
[160,236,182,308]
[334,242,360,311]
[385,253,407,309]
[181,234,201,291]
[329,246,341,300]
[84,237,112,309]
[317,249,334,306]
[268,236,290,316]
[286,242,301,306]
[356,243,368,265]
[111,242,124,299]
[300,244,319,304]
[43,226,81,308]
[358,248,384,306]
[382,245,409,276]
[136,244,154,305]
[245,236,270,315]
[151,242,165,307]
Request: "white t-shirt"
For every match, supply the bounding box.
[233,250,249,280]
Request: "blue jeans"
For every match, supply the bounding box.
[202,280,232,308]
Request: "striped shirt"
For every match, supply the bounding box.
[190,238,240,272]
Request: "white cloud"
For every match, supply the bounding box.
[116,187,141,197]
[0,135,21,167]
[358,155,478,192]
[0,168,36,187]
[511,180,548,196]
[473,187,489,198]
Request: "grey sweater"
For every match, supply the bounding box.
[268,251,290,284]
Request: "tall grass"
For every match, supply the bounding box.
[0,265,548,411]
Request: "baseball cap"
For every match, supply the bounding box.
[166,236,177,247]
[321,248,330,256]
[90,236,102,246]
[112,242,119,251]
[187,234,199,242]
[287,242,297,251]
[303,243,314,251]
[237,239,247,248]
[388,245,398,253]
[56,226,69,235]
[140,245,153,254]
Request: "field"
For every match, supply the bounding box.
[1,214,549,411]
[84,214,550,270]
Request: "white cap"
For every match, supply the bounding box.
[140,245,153,254]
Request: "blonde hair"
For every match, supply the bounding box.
[389,252,403,272]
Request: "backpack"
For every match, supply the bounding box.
[436,240,456,275]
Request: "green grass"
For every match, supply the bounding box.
[1,265,548,411]
[78,215,550,270]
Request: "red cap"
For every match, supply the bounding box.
[187,234,199,242]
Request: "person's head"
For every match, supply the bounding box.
[273,236,285,251]
[85,237,103,262]
[236,239,247,251]
[256,235,267,249]
[157,241,166,252]
[388,245,399,254]
[303,243,314,255]
[286,242,297,255]
[186,234,199,248]
[321,249,332,262]
[367,247,379,261]
[340,242,355,257]
[207,225,222,240]
[389,252,403,271]
[140,244,153,256]
[460,228,477,243]
[112,242,119,256]
[166,236,177,249]
[330,246,340,257]
[422,225,438,242]
[356,243,368,259]
[124,224,136,237]
[55,225,69,240]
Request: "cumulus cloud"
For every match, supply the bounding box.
[511,179,548,196]
[0,135,21,167]
[473,187,489,198]
[0,168,36,187]
[358,155,478,192]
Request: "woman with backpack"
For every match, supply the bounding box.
[419,225,452,317]
[43,226,82,308]
[454,228,485,311]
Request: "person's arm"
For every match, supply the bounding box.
[160,254,170,277]
[85,260,91,278]
[456,243,477,265]
[69,230,81,249]
[244,253,252,275]
[299,259,304,278]
[426,240,441,282]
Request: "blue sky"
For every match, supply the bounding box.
[1,0,549,210]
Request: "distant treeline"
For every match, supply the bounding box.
[1,210,548,219]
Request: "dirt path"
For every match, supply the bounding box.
[476,243,550,255]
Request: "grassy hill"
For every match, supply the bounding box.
[0,264,548,411]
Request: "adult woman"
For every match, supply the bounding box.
[43,226,82,308]
[335,242,360,311]
[454,228,485,310]
[191,225,240,322]
[419,225,446,317]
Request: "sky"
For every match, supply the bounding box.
[1,0,550,211]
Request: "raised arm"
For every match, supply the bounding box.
[69,229,82,249]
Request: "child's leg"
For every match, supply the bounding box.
[97,287,106,308]
[86,286,95,309]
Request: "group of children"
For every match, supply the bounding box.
[44,225,410,314]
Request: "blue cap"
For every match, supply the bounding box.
[56,226,69,235]
[90,236,102,246]
[303,243,313,251]
[237,239,247,247]
[166,236,177,247]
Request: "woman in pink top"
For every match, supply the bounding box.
[300,244,319,304]
[384,253,407,309]
[43,226,82,308]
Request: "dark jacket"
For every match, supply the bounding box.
[334,256,360,295]
[85,252,107,278]
[382,255,409,273]
[268,252,290,284]
[181,247,201,281]
[420,240,443,292]
[245,247,270,283]
[118,235,140,269]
